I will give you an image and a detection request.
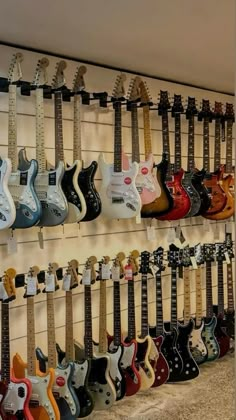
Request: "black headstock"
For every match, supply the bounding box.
[186,97,198,119]
[172,94,184,116]
[153,247,165,273]
[181,246,191,267]
[225,232,234,259]
[139,251,151,275]
[168,244,180,268]
[225,103,235,122]
[215,243,225,262]
[213,101,224,120]
[203,244,215,263]
[158,90,171,115]
[198,99,213,121]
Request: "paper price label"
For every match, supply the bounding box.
[150,266,158,278]
[147,226,156,241]
[111,266,120,281]
[62,274,71,291]
[203,219,210,232]
[7,236,17,255]
[0,282,8,301]
[125,267,133,281]
[213,223,220,240]
[190,256,198,270]
[167,227,176,243]
[101,264,111,280]
[26,277,37,296]
[38,231,44,249]
[224,251,231,265]
[45,273,55,292]
[82,269,91,285]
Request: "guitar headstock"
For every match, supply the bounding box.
[193,243,205,265]
[153,247,165,273]
[198,99,213,121]
[181,246,191,267]
[139,251,151,275]
[225,103,235,122]
[186,97,198,118]
[1,268,17,302]
[82,256,97,285]
[8,52,23,84]
[52,60,67,90]
[139,79,152,105]
[158,90,171,115]
[72,65,87,93]
[112,73,126,101]
[203,244,215,263]
[127,76,141,102]
[168,244,180,268]
[172,94,184,116]
[66,259,79,289]
[127,250,139,276]
[213,101,223,119]
[24,266,40,298]
[43,262,60,292]
[98,256,111,281]
[225,231,234,259]
[215,243,225,262]
[112,252,126,279]
[32,57,49,87]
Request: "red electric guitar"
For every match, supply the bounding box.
[157,91,191,220]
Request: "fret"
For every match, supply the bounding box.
[131,104,140,163]
[8,84,18,172]
[227,262,234,311]
[54,91,65,165]
[46,293,57,369]
[187,116,195,171]
[156,272,164,336]
[174,113,182,172]
[99,280,107,353]
[183,267,191,324]
[170,268,178,329]
[1,302,10,383]
[36,88,46,172]
[113,281,121,346]
[65,291,74,361]
[84,285,93,358]
[214,119,221,170]
[143,106,152,159]
[27,297,37,377]
[217,261,224,315]
[73,94,82,161]
[226,120,233,173]
[205,262,213,318]
[203,118,210,171]
[114,102,122,172]
[195,268,203,326]
[127,280,136,340]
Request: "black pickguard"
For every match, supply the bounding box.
[176,320,200,381]
[182,173,201,217]
[191,170,211,215]
[78,162,101,221]
[109,346,126,401]
[160,327,183,382]
[89,357,109,386]
[63,165,82,210]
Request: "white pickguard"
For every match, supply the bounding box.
[98,153,141,219]
[64,160,87,223]
[190,323,207,357]
[94,343,122,383]
[0,158,16,229]
[90,352,116,411]
[35,162,67,212]
[8,163,37,210]
[53,366,77,416]
[120,343,136,369]
[2,381,28,414]
[128,155,161,198]
[26,373,55,419]
[72,360,89,389]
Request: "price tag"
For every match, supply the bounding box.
[7,235,17,255]
[45,273,55,292]
[203,218,210,232]
[147,226,156,241]
[125,266,133,281]
[62,274,71,291]
[26,277,37,296]
[82,269,91,285]
[111,266,120,281]
[150,265,158,277]
[136,213,141,224]
[167,227,176,243]
[101,264,111,280]
[0,282,8,300]
[190,256,198,270]
[224,251,231,265]
[213,223,220,240]
[38,230,44,249]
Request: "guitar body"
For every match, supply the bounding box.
[78,161,102,221]
[135,336,156,391]
[204,174,234,220]
[0,158,16,229]
[63,160,86,223]
[202,316,220,361]
[161,328,183,382]
[214,317,230,358]
[12,353,59,420]
[0,376,33,420]
[35,161,68,226]
[191,169,211,215]
[88,353,116,410]
[98,153,141,219]
[148,330,170,387]
[182,172,201,217]
[202,168,227,216]
[176,320,200,381]
[158,169,191,221]
[189,320,208,365]
[224,310,235,339]
[141,155,174,218]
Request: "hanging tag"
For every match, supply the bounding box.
[213,222,220,240]
[101,263,111,280]
[62,273,71,291]
[0,282,9,300]
[125,265,133,281]
[203,218,210,232]
[82,268,91,285]
[111,266,120,281]
[38,229,44,249]
[136,213,141,224]
[7,233,17,255]
[175,225,182,239]
[167,227,176,243]
[150,265,158,278]
[45,273,55,292]
[26,277,37,296]
[190,256,198,270]
[77,223,82,239]
[224,251,231,265]
[147,226,156,241]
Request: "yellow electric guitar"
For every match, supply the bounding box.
[12,266,59,420]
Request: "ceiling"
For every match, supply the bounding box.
[0,0,234,94]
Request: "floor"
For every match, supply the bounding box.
[88,350,235,420]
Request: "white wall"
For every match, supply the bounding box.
[0,45,234,359]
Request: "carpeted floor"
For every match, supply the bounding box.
[88,351,235,420]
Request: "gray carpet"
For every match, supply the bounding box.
[88,351,235,420]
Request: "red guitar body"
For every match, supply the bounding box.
[202,167,227,216]
[151,335,170,387]
[215,317,230,358]
[158,169,191,221]
[0,376,33,420]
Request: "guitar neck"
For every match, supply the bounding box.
[114,102,122,172]
[54,91,65,165]
[36,88,46,172]
[162,112,171,176]
[131,104,140,163]
[217,261,224,315]
[205,261,213,318]
[170,267,178,330]
[27,297,37,376]
[84,285,93,359]
[214,118,221,170]
[143,105,152,159]
[46,293,57,369]
[187,115,195,171]
[127,280,136,340]
[226,120,233,173]
[174,113,182,172]
[99,280,107,353]
[8,84,18,172]
[113,281,122,346]
[203,118,210,172]
[195,267,203,326]
[155,272,164,336]
[65,291,74,361]
[1,302,11,383]
[227,261,234,311]
[141,273,149,338]
[183,267,191,324]
[73,94,82,161]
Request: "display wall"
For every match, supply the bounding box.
[0,44,234,360]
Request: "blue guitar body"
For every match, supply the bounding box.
[202,316,220,362]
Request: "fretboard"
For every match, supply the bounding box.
[217,261,224,316]
[1,302,10,383]
[8,84,18,172]
[183,267,191,324]
[155,272,164,336]
[202,118,210,172]
[170,267,178,330]
[195,267,203,326]
[65,291,74,361]
[54,91,65,165]
[99,280,107,353]
[113,102,122,172]
[46,293,57,369]
[214,118,221,171]
[141,273,149,338]
[226,120,233,173]
[162,113,171,176]
[73,94,82,161]
[127,280,136,340]
[27,297,37,376]
[143,105,152,160]
[174,113,182,172]
[131,104,140,163]
[84,285,93,358]
[187,115,195,171]
[227,261,234,311]
[206,261,213,318]
[36,88,46,172]
[113,281,122,346]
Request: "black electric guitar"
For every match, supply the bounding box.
[224,229,235,338]
[72,66,102,221]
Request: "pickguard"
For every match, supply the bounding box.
[176,321,200,381]
[88,354,116,410]
[0,158,16,229]
[182,173,201,217]
[161,329,183,382]
[189,322,208,365]
[78,161,102,221]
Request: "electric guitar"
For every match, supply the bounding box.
[149,247,170,386]
[12,266,58,420]
[108,252,141,397]
[224,229,235,338]
[56,260,94,418]
[204,101,234,220]
[36,262,80,420]
[213,243,230,357]
[74,256,116,410]
[157,91,191,221]
[224,103,235,196]
[185,97,211,215]
[52,61,87,223]
[33,58,68,226]
[98,73,141,219]
[7,53,41,228]
[0,268,33,420]
[198,100,227,216]
[189,244,208,364]
[73,66,102,221]
[202,244,220,361]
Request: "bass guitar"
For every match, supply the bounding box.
[98,73,141,219]
[0,268,33,420]
[224,229,235,338]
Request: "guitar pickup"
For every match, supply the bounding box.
[112,198,124,204]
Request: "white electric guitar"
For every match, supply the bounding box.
[98,73,141,219]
